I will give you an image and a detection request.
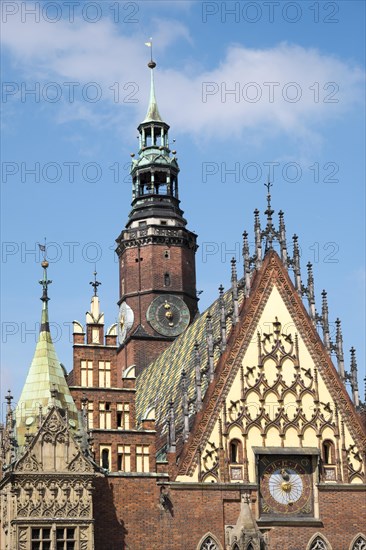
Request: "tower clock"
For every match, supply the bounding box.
[115,60,198,374]
[257,450,317,519]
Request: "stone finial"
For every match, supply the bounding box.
[181,370,189,442]
[292,235,302,295]
[242,231,251,297]
[321,290,331,353]
[264,180,274,251]
[278,210,288,265]
[306,262,316,323]
[231,258,239,325]
[350,347,359,407]
[206,313,214,382]
[335,318,345,381]
[254,209,262,269]
[167,399,176,453]
[5,390,13,432]
[219,285,226,352]
[194,342,202,411]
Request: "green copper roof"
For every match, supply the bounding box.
[15,263,79,446]
[142,67,163,123]
[135,282,245,450]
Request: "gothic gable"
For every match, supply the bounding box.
[15,407,94,474]
[177,252,365,483]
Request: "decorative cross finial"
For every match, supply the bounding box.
[263,178,275,252]
[90,269,101,297]
[264,178,274,220]
[264,177,272,195]
[38,243,52,303]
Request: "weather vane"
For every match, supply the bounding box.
[38,238,51,302]
[38,237,47,262]
[145,37,154,65]
[90,268,101,297]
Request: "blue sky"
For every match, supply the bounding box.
[1,0,365,410]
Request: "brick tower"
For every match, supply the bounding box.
[116,59,198,375]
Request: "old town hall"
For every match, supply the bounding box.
[1,58,365,550]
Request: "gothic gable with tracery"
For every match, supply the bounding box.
[0,407,99,550]
[176,254,365,526]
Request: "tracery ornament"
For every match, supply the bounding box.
[15,477,94,519]
[197,533,222,550]
[68,451,94,473]
[306,534,332,550]
[346,445,365,482]
[237,318,337,441]
[200,536,219,550]
[200,441,219,481]
[16,452,42,472]
[310,540,327,550]
[18,526,27,550]
[350,535,366,550]
[178,255,366,478]
[41,409,69,446]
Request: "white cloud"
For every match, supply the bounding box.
[2,16,364,144]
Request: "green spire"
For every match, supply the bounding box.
[142,60,163,123]
[15,260,79,447]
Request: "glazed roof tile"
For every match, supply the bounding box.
[135,281,245,451]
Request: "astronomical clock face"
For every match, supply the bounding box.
[259,455,313,517]
[146,294,190,337]
[118,302,134,344]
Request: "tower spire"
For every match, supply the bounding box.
[143,40,163,123]
[15,256,79,447]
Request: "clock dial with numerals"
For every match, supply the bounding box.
[259,456,313,517]
[146,295,190,337]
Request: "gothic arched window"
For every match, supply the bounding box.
[101,448,110,470]
[229,439,243,463]
[164,272,171,287]
[322,440,335,464]
[199,535,219,550]
[351,535,366,550]
[309,536,328,550]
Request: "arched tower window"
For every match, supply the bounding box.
[164,273,171,287]
[322,440,335,464]
[101,448,110,470]
[229,439,242,463]
[351,535,366,550]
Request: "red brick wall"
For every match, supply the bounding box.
[116,336,174,377]
[92,482,366,550]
